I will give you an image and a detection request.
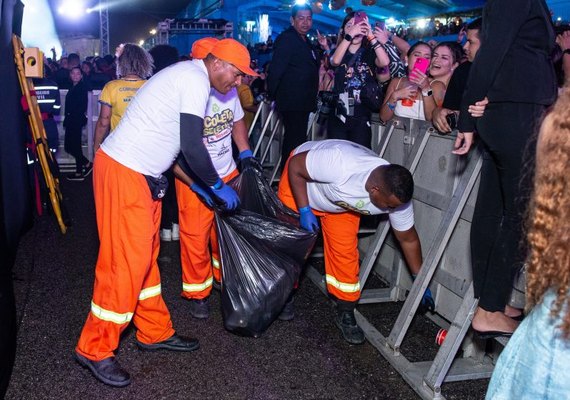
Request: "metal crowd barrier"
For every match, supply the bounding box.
[300,117,512,400]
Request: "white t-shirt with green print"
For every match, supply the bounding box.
[295,139,414,232]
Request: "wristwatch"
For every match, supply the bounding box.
[344,33,353,42]
[422,88,433,97]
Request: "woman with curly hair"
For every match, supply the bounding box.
[486,87,570,399]
[93,43,154,152]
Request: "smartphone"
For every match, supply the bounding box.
[375,20,386,30]
[354,11,366,24]
[446,113,458,130]
[413,57,430,75]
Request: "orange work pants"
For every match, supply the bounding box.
[277,156,361,302]
[175,169,239,300]
[76,150,175,361]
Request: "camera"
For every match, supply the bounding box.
[317,91,338,124]
[338,92,355,117]
[446,112,458,130]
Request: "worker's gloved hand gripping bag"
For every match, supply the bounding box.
[215,166,317,337]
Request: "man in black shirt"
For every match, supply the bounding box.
[432,18,482,133]
[454,0,557,337]
[267,4,321,170]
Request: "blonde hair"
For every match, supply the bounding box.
[116,43,154,79]
[526,85,570,338]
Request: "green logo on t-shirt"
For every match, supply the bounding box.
[334,200,371,215]
[212,103,220,113]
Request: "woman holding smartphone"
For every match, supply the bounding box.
[422,41,462,121]
[380,41,439,122]
[327,11,390,148]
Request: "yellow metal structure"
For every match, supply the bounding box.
[13,34,67,234]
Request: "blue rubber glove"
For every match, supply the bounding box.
[190,183,214,207]
[412,275,435,314]
[239,149,262,171]
[210,178,240,211]
[299,206,319,232]
[421,287,435,312]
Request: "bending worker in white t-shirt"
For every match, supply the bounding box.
[74,39,259,388]
[171,37,258,319]
[277,139,423,345]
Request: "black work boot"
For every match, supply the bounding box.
[188,297,210,319]
[335,300,365,345]
[278,294,295,321]
[74,352,131,387]
[136,333,200,352]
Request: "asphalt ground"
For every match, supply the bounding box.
[6,177,489,400]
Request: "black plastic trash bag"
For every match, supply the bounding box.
[215,167,317,337]
[230,165,299,225]
[216,210,316,337]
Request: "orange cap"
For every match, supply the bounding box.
[210,38,259,76]
[191,37,219,59]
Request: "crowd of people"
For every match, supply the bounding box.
[35,1,570,395]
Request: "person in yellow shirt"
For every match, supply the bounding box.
[93,43,154,151]
[237,74,257,132]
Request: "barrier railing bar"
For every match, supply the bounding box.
[387,151,482,351]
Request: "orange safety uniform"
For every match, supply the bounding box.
[277,140,415,303]
[175,168,239,300]
[278,157,361,302]
[76,151,175,361]
[175,80,245,300]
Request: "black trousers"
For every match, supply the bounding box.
[160,168,178,229]
[327,114,372,149]
[64,123,89,173]
[470,102,546,312]
[279,110,311,170]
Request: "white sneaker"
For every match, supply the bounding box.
[171,223,180,241]
[160,229,172,241]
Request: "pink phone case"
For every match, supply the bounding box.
[354,12,366,24]
[413,58,430,74]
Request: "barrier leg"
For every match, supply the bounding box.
[386,152,482,352]
[252,104,276,157]
[357,125,432,301]
[247,101,264,139]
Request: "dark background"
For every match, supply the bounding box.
[46,0,191,49]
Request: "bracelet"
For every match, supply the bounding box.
[344,33,353,42]
[367,34,375,41]
[563,49,570,56]
[387,102,396,111]
[210,178,223,190]
[372,42,382,51]
[299,206,312,213]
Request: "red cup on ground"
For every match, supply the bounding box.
[435,328,447,345]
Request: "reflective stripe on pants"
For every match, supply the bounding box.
[176,169,238,299]
[277,154,361,302]
[76,150,175,361]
